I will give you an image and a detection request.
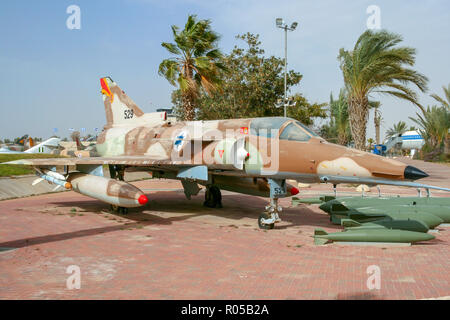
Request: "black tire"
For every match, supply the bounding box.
[210,186,222,208]
[258,212,274,230]
[203,189,214,207]
[110,205,128,215]
[203,186,222,208]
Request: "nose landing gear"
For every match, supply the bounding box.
[258,178,286,230]
[258,198,282,230]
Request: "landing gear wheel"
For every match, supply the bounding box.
[110,205,128,215]
[258,212,274,230]
[203,186,222,208]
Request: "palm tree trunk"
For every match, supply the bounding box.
[445,135,450,159]
[182,92,196,121]
[348,95,369,150]
[374,107,381,145]
[337,131,347,146]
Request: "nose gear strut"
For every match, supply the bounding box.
[258,178,286,230]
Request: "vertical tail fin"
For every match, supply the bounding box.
[71,131,84,151]
[100,77,145,127]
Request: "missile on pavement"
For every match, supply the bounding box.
[319,196,450,214]
[313,227,435,245]
[341,218,429,233]
[367,205,450,223]
[330,210,443,229]
[353,208,444,228]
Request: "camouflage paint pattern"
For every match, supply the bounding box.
[7,77,436,196]
[67,172,146,207]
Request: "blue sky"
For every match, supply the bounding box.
[0,0,449,141]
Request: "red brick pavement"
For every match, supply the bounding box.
[0,176,449,300]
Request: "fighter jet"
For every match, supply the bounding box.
[59,131,98,157]
[4,77,450,229]
[0,135,34,153]
[0,137,61,154]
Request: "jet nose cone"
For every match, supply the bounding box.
[404,165,429,180]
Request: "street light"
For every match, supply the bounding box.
[275,17,298,117]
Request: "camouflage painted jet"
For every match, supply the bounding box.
[0,137,61,154]
[5,77,450,229]
[59,131,98,157]
[0,135,34,152]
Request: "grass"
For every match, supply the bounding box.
[0,154,66,177]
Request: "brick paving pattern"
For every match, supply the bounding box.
[0,158,449,299]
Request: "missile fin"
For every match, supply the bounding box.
[314,228,328,236]
[341,219,362,228]
[32,178,44,186]
[331,203,349,212]
[314,229,329,245]
[314,238,329,245]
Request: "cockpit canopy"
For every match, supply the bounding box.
[250,117,320,141]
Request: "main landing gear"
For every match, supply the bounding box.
[110,204,128,215]
[109,164,128,214]
[203,185,223,208]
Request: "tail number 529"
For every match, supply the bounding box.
[124,109,134,119]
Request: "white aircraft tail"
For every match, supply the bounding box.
[25,137,61,154]
[100,77,167,127]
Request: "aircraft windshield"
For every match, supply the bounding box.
[295,121,319,137]
[280,123,311,142]
[250,117,320,140]
[250,117,287,138]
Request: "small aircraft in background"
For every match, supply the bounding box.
[0,137,61,154]
[0,134,34,153]
[59,131,98,158]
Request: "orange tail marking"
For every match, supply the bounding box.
[100,78,114,102]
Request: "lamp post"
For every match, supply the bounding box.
[275,18,298,117]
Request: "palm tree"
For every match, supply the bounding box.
[328,89,351,145]
[431,84,450,109]
[385,121,408,139]
[338,30,428,150]
[410,106,450,155]
[159,15,225,121]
